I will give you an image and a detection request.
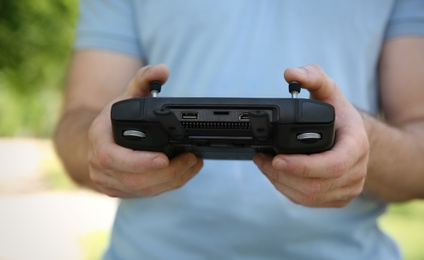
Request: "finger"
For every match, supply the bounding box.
[89,114,170,174]
[255,151,366,199]
[271,132,368,179]
[89,164,127,190]
[253,153,279,179]
[115,153,200,191]
[271,177,364,208]
[284,64,342,102]
[136,157,204,197]
[89,152,202,197]
[88,164,136,198]
[99,187,136,198]
[124,64,170,98]
[90,139,170,174]
[266,163,366,197]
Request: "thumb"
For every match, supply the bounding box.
[123,64,170,99]
[284,64,341,103]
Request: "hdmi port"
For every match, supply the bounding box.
[181,112,198,119]
[239,112,250,120]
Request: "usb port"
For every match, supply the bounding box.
[239,112,250,120]
[181,112,198,119]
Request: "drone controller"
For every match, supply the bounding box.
[111,81,335,160]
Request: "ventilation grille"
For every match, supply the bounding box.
[182,122,251,129]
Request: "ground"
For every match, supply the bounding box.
[0,138,117,260]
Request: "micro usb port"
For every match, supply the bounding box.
[239,112,250,120]
[181,112,198,119]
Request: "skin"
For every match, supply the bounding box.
[55,51,204,197]
[54,36,424,206]
[254,64,370,208]
[254,36,424,207]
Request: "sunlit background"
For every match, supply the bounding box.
[0,1,423,259]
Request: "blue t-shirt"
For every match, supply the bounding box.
[75,1,424,259]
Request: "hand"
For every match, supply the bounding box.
[87,64,203,198]
[253,64,369,208]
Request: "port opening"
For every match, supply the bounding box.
[181,112,198,120]
[239,112,250,120]
[213,111,230,116]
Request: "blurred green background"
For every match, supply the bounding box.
[0,0,77,137]
[0,1,423,260]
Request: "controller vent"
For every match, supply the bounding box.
[182,122,251,129]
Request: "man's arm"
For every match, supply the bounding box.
[363,36,424,202]
[253,36,424,207]
[54,50,203,196]
[54,49,143,190]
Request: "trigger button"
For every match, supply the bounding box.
[123,130,146,140]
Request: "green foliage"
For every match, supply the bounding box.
[0,0,78,137]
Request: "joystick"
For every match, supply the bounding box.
[150,81,162,97]
[289,81,301,98]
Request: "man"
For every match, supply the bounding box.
[55,1,424,259]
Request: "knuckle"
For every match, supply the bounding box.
[179,171,191,184]
[89,171,105,186]
[138,187,156,197]
[328,161,347,178]
[286,162,310,177]
[103,188,123,198]
[179,153,197,171]
[180,168,197,183]
[96,150,113,170]
[122,173,145,190]
[88,153,98,168]
[269,168,280,181]
[297,194,320,207]
[329,201,349,208]
[168,166,180,180]
[133,154,166,172]
[174,182,186,190]
[351,183,365,198]
[304,179,323,196]
[356,167,368,181]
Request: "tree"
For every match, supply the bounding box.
[0,0,78,136]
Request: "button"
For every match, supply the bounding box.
[123,130,146,140]
[297,132,321,143]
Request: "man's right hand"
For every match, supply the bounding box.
[87,64,203,198]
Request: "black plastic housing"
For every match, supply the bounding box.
[111,97,335,160]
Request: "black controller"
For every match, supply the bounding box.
[111,81,335,160]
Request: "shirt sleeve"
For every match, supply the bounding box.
[385,0,424,39]
[74,0,145,59]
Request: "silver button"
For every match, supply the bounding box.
[297,132,321,143]
[123,130,146,139]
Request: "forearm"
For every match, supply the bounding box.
[54,109,100,191]
[53,50,143,191]
[362,112,424,202]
